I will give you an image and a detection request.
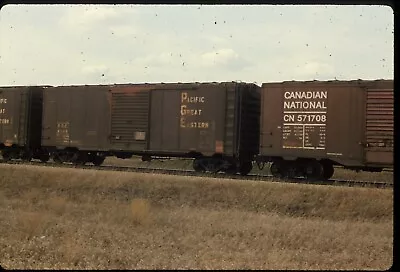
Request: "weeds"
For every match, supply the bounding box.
[47,195,67,216]
[130,198,151,226]
[16,211,49,240]
[0,164,393,270]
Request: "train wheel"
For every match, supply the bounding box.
[141,155,151,162]
[225,164,238,175]
[239,161,252,176]
[21,155,32,162]
[74,153,88,166]
[39,153,50,163]
[2,151,11,162]
[92,156,105,166]
[256,160,266,170]
[53,155,63,164]
[304,160,324,181]
[285,163,297,179]
[270,162,283,178]
[207,163,220,174]
[206,158,224,173]
[192,159,204,172]
[321,162,334,180]
[21,150,33,162]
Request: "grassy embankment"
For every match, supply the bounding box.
[0,163,393,270]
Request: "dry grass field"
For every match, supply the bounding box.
[0,163,393,270]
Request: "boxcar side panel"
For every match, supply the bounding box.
[41,89,58,146]
[181,85,226,155]
[0,87,23,147]
[259,85,282,156]
[42,88,70,147]
[324,85,365,165]
[42,86,110,150]
[149,90,181,151]
[148,84,226,156]
[70,91,86,147]
[0,86,45,149]
[148,90,164,150]
[82,87,111,149]
[108,82,260,161]
[260,81,366,166]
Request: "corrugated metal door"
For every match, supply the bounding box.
[364,88,394,165]
[110,89,150,151]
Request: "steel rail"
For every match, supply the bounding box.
[0,159,393,189]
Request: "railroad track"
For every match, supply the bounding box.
[0,159,393,189]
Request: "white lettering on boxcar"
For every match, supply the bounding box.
[284,91,327,100]
[283,114,295,122]
[56,121,70,144]
[0,100,9,124]
[283,101,327,110]
[180,92,209,129]
[0,118,10,124]
[181,92,205,103]
[180,105,203,116]
[282,90,328,150]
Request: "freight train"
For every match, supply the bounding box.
[0,79,394,180]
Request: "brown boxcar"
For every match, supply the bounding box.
[108,82,260,174]
[257,79,394,180]
[0,86,48,161]
[41,85,111,165]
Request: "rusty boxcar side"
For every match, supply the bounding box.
[109,82,260,175]
[41,85,111,165]
[0,86,47,161]
[258,79,393,180]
